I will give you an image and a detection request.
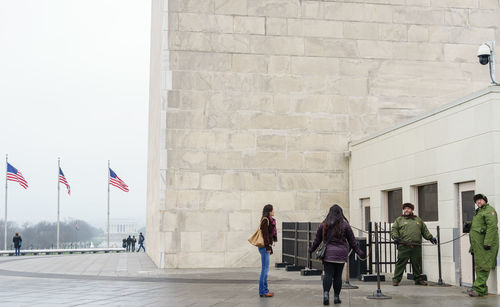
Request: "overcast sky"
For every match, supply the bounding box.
[0,0,151,229]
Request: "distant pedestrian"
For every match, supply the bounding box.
[12,233,22,256]
[132,236,136,251]
[137,232,145,252]
[126,235,132,252]
[309,205,365,305]
[122,238,127,249]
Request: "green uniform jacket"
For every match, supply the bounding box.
[468,203,499,271]
[391,215,433,243]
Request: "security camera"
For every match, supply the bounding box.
[478,41,499,85]
[478,43,491,65]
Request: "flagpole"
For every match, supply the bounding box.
[4,154,8,250]
[57,157,60,249]
[107,160,110,248]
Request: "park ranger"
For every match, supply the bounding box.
[391,203,437,286]
[465,194,499,297]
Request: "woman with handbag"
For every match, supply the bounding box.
[309,205,364,305]
[258,204,275,298]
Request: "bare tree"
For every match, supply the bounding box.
[0,219,103,249]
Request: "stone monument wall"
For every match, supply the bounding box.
[147,0,500,268]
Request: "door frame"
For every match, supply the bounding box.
[360,198,370,232]
[456,181,475,287]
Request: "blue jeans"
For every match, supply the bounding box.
[258,247,270,296]
[15,247,20,256]
[137,243,145,252]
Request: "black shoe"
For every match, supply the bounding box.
[415,279,428,286]
[323,291,329,305]
[468,290,481,297]
[333,295,341,304]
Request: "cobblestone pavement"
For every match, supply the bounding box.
[0,253,498,306]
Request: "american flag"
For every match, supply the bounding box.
[109,168,129,192]
[59,167,71,195]
[7,163,28,189]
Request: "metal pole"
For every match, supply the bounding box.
[437,226,443,285]
[282,222,285,264]
[367,222,391,299]
[390,222,394,272]
[343,258,359,289]
[107,160,110,248]
[368,222,373,274]
[376,223,381,291]
[472,254,475,284]
[57,157,60,249]
[489,41,498,85]
[307,222,311,269]
[4,155,8,250]
[383,222,387,272]
[294,222,298,266]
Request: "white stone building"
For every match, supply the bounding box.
[147,0,500,271]
[349,87,500,293]
[108,219,138,247]
[110,219,137,235]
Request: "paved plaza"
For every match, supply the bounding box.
[0,253,498,306]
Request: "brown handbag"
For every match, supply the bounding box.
[248,217,269,247]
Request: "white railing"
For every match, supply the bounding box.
[0,247,126,256]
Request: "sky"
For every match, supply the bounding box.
[0,0,152,230]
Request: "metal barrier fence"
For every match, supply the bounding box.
[282,221,455,286]
[281,221,407,277]
[281,222,367,274]
[367,222,412,275]
[282,222,323,270]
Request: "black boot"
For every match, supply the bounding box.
[323,291,329,305]
[333,295,341,304]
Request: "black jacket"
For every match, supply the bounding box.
[260,217,275,253]
[13,235,22,248]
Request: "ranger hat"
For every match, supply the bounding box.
[402,203,414,210]
[473,194,488,203]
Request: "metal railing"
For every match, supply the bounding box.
[0,247,126,256]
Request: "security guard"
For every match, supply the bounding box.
[391,203,437,286]
[465,194,499,297]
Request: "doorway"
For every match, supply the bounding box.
[458,182,475,287]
